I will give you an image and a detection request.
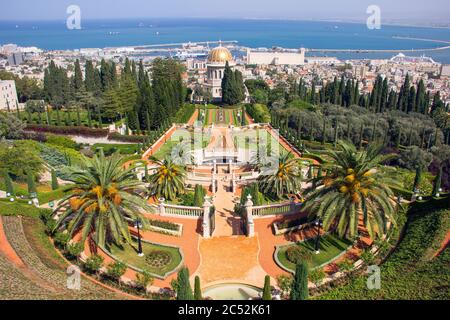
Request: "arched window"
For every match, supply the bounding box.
[215,70,218,79]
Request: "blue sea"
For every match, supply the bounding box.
[1,18,450,63]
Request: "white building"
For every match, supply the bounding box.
[306,56,340,65]
[246,48,305,66]
[205,46,237,101]
[0,80,19,111]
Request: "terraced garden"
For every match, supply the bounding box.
[0,215,122,300]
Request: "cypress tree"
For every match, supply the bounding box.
[291,262,309,300]
[262,275,272,300]
[176,267,194,300]
[87,108,92,128]
[321,118,327,145]
[194,185,205,207]
[432,166,443,197]
[333,119,339,147]
[194,276,202,300]
[3,171,14,195]
[26,170,37,196]
[358,124,364,150]
[413,166,422,192]
[51,169,59,191]
[73,59,84,91]
[56,107,61,126]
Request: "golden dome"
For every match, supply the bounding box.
[207,46,233,63]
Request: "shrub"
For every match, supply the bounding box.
[46,134,78,150]
[147,219,180,231]
[85,254,104,274]
[66,242,84,260]
[360,249,376,265]
[309,269,326,286]
[106,261,127,282]
[135,270,154,291]
[276,274,293,297]
[45,219,57,235]
[107,132,146,143]
[336,259,354,272]
[178,192,195,207]
[286,246,313,264]
[275,217,309,230]
[25,124,108,137]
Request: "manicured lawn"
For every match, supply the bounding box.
[108,240,182,278]
[277,234,352,271]
[232,128,289,154]
[0,178,70,204]
[0,200,52,218]
[92,143,138,155]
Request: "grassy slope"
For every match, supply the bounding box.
[317,197,450,300]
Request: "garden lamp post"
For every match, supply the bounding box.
[314,219,323,254]
[134,218,144,257]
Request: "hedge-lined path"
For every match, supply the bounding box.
[187,109,199,126]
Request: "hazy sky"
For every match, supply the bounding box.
[1,0,449,22]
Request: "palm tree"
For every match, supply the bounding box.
[303,141,398,239]
[148,157,186,201]
[258,152,303,200]
[53,152,150,247]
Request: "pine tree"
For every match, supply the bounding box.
[262,275,272,300]
[194,276,202,300]
[291,262,309,300]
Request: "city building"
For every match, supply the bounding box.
[306,56,340,65]
[7,52,24,66]
[246,48,305,66]
[0,80,19,111]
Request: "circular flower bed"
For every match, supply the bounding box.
[145,250,173,268]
